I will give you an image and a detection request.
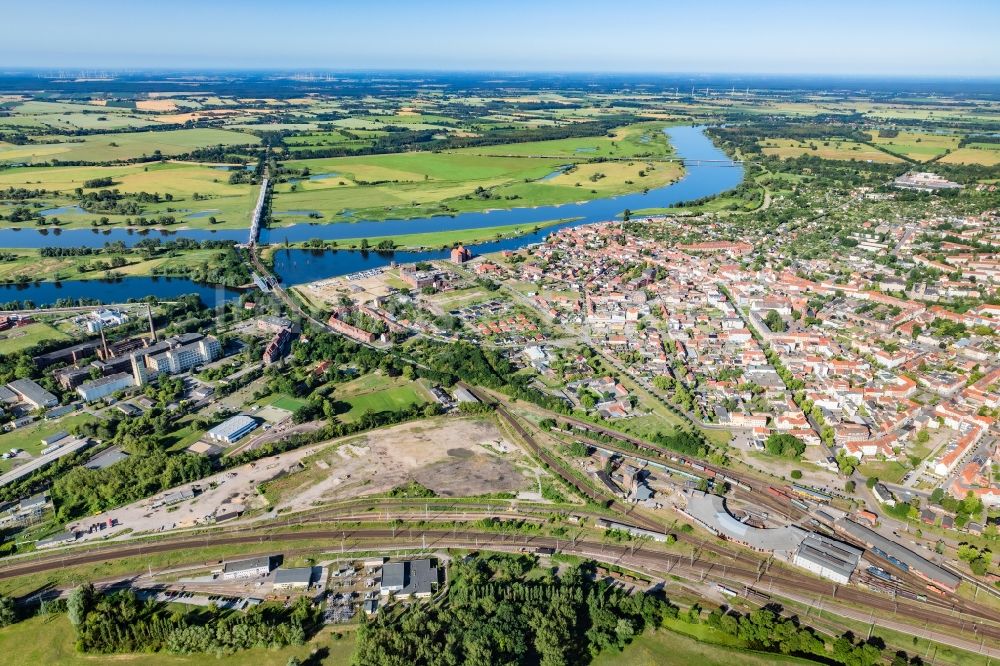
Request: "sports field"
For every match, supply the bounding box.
[0,128,259,164]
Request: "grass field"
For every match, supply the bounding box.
[453,121,675,159]
[0,128,259,164]
[759,138,902,163]
[591,626,815,666]
[869,130,960,161]
[0,413,95,473]
[0,321,68,354]
[858,460,909,484]
[269,394,311,412]
[337,373,430,423]
[0,613,357,666]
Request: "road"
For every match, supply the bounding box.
[0,437,92,488]
[0,303,177,316]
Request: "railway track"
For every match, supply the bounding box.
[476,387,810,521]
[3,525,999,647]
[466,385,667,533]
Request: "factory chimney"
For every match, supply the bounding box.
[100,326,110,359]
[146,304,157,343]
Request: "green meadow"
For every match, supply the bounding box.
[0,161,256,229]
[271,122,681,223]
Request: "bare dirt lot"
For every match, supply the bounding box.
[269,416,535,510]
[60,416,537,546]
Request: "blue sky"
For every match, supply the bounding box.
[2,0,998,76]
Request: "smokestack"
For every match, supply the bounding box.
[100,326,110,359]
[146,304,156,343]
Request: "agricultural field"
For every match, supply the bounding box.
[869,130,960,161]
[0,128,259,164]
[283,128,386,153]
[0,100,162,132]
[758,137,903,163]
[939,143,1000,166]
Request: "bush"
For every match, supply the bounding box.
[790,470,802,480]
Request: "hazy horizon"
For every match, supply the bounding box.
[2,0,998,77]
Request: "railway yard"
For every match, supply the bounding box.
[2,386,1000,660]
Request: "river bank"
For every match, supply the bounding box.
[1,126,742,306]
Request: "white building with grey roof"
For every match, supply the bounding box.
[222,556,273,580]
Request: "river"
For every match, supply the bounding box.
[2,126,742,307]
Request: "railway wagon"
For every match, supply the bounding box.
[867,566,895,582]
[767,486,789,500]
[792,483,832,504]
[791,484,831,503]
[717,584,739,597]
[871,546,910,573]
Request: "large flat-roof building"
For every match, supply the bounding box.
[273,567,314,590]
[76,372,134,403]
[892,172,961,192]
[7,378,58,409]
[206,414,259,445]
[380,559,437,597]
